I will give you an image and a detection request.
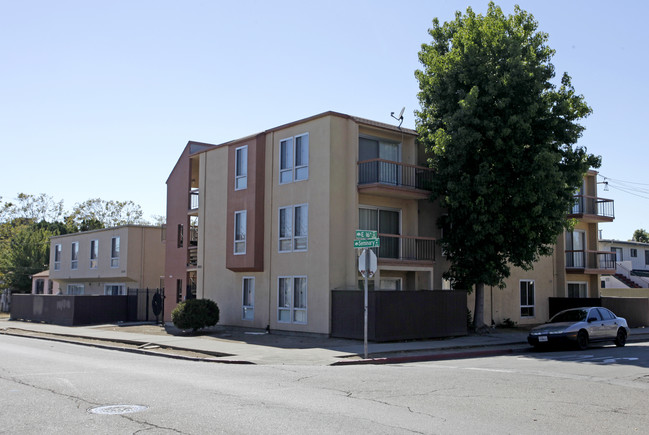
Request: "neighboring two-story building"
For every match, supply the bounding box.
[164,111,615,333]
[600,239,649,289]
[49,225,165,296]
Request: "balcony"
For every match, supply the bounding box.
[565,250,616,274]
[189,189,199,213]
[568,195,614,223]
[187,249,198,269]
[358,159,433,200]
[375,234,435,265]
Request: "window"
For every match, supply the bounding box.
[565,231,586,267]
[279,204,308,252]
[646,250,649,266]
[631,248,638,258]
[176,279,183,303]
[359,206,400,259]
[111,236,120,268]
[568,282,588,298]
[35,279,44,294]
[520,280,535,317]
[177,224,184,248]
[280,133,309,184]
[611,247,623,262]
[104,284,126,295]
[67,284,84,295]
[71,242,79,270]
[379,278,402,290]
[278,276,307,324]
[90,240,98,269]
[235,145,248,190]
[234,211,246,254]
[54,244,61,270]
[358,136,401,185]
[242,277,254,320]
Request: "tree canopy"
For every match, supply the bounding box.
[415,3,600,329]
[632,229,649,243]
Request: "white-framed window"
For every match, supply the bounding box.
[520,280,535,317]
[278,276,307,324]
[90,239,98,269]
[631,248,638,258]
[242,277,254,320]
[71,242,79,270]
[567,282,588,298]
[67,284,84,295]
[279,133,309,184]
[54,244,62,270]
[111,236,120,268]
[278,204,308,252]
[234,210,246,254]
[235,145,248,190]
[611,246,623,262]
[104,284,126,295]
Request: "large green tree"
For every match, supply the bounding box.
[415,3,600,330]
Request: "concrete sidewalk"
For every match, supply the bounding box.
[2,316,648,365]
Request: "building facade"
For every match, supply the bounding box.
[165,111,614,333]
[164,112,438,334]
[49,225,165,296]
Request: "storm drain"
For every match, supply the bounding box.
[88,405,148,415]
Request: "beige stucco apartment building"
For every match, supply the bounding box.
[49,225,165,296]
[165,111,615,334]
[165,112,439,334]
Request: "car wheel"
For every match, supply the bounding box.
[577,330,589,350]
[615,329,627,347]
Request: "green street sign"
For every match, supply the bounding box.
[355,230,378,239]
[354,238,380,248]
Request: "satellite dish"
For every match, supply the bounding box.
[398,106,405,120]
[391,107,405,128]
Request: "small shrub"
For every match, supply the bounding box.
[500,318,517,328]
[172,298,219,332]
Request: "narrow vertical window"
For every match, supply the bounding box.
[54,244,62,270]
[279,207,292,252]
[177,224,184,248]
[278,277,291,322]
[293,276,307,323]
[294,134,309,181]
[90,240,98,269]
[242,277,254,320]
[280,138,293,184]
[71,242,79,270]
[235,145,248,190]
[176,279,183,303]
[111,236,120,268]
[520,280,535,317]
[234,211,246,254]
[294,205,308,251]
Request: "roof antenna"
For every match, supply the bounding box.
[391,106,405,129]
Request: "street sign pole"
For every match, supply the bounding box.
[363,248,369,360]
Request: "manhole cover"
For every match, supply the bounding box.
[88,405,148,415]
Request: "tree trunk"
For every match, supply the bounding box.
[473,282,487,332]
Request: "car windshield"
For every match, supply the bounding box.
[550,309,588,323]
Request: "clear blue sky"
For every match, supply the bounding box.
[1,1,647,241]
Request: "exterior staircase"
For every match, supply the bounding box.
[614,273,642,288]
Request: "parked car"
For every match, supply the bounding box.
[528,307,630,350]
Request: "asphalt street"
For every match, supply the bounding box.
[2,334,648,434]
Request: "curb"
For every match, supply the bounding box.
[332,347,517,366]
[0,328,255,365]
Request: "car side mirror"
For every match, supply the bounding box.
[588,317,597,323]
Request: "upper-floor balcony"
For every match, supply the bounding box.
[568,195,614,223]
[565,250,616,274]
[375,234,436,266]
[358,159,434,200]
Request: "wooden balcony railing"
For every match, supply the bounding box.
[375,234,436,263]
[358,159,433,191]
